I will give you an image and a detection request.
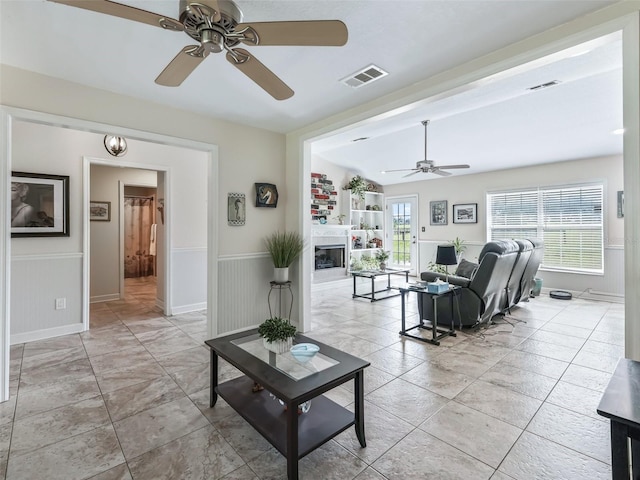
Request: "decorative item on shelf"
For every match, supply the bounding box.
[375,249,390,271]
[372,238,383,248]
[265,231,304,283]
[342,175,367,199]
[290,343,319,363]
[371,204,381,211]
[366,205,371,210]
[337,214,346,225]
[352,236,363,249]
[257,317,297,354]
[366,183,378,192]
[435,244,458,281]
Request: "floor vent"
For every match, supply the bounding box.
[341,65,388,88]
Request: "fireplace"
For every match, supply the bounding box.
[315,244,345,270]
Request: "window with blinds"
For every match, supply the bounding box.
[487,183,603,273]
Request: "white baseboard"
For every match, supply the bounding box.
[90,293,120,303]
[11,323,85,345]
[171,302,207,315]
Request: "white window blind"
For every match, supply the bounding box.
[487,184,603,273]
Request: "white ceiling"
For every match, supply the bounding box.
[0,0,623,184]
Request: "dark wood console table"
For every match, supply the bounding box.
[598,357,640,480]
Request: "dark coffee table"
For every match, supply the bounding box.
[351,268,410,302]
[205,330,370,480]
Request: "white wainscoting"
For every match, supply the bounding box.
[217,253,273,335]
[171,247,207,314]
[11,253,83,344]
[417,241,625,297]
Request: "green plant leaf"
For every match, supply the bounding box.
[265,231,304,268]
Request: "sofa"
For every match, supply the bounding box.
[419,238,543,327]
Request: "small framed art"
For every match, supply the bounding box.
[255,183,278,208]
[90,201,111,221]
[453,203,478,224]
[228,193,246,226]
[430,200,447,225]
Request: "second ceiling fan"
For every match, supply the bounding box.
[384,120,470,177]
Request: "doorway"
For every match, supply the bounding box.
[386,196,418,276]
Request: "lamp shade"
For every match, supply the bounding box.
[436,244,457,266]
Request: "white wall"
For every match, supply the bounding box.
[310,155,352,223]
[385,154,625,294]
[1,65,286,256]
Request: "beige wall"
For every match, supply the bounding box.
[1,64,286,255]
[383,154,624,247]
[90,164,158,301]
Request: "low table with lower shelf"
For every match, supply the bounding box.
[205,330,370,480]
[351,267,410,302]
[398,283,459,345]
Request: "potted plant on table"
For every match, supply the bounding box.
[258,316,297,353]
[265,231,304,283]
[375,249,390,271]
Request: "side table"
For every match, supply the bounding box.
[398,285,459,345]
[268,281,293,319]
[597,357,640,479]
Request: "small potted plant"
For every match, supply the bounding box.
[342,175,368,200]
[258,317,297,353]
[375,249,390,270]
[264,231,304,283]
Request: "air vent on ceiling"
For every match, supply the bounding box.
[352,137,370,142]
[527,80,561,91]
[341,65,388,88]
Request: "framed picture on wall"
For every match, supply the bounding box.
[228,193,246,226]
[430,200,448,225]
[90,201,111,221]
[11,171,70,237]
[255,183,278,208]
[617,190,624,218]
[453,203,478,224]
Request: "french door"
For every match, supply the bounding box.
[385,196,418,276]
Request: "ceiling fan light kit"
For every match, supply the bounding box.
[49,0,348,100]
[383,120,470,178]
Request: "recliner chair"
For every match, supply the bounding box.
[503,239,533,313]
[517,238,544,302]
[419,240,520,327]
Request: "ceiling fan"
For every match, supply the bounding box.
[383,120,470,177]
[47,0,348,100]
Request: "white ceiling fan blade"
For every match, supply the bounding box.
[235,20,348,46]
[47,0,184,31]
[435,164,470,169]
[432,169,452,177]
[402,170,422,178]
[383,168,417,173]
[155,47,206,87]
[226,48,294,100]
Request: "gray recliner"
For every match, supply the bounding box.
[517,238,544,302]
[419,240,520,327]
[503,239,534,312]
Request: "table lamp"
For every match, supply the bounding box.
[436,244,457,281]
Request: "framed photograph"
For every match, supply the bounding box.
[255,183,278,208]
[453,203,478,224]
[11,172,69,237]
[430,200,448,225]
[617,190,624,218]
[90,201,111,221]
[228,193,246,226]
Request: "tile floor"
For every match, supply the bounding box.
[0,275,623,479]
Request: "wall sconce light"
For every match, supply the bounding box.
[104,135,128,157]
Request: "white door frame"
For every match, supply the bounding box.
[385,195,419,276]
[1,106,219,402]
[84,158,168,331]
